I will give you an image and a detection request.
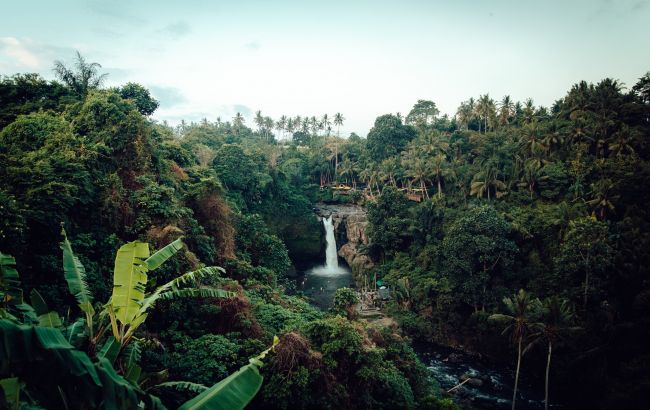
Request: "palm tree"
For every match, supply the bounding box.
[490,290,542,410]
[476,94,497,133]
[263,116,274,141]
[609,124,637,157]
[518,158,544,198]
[277,115,288,139]
[233,112,245,135]
[301,117,310,134]
[338,156,357,187]
[499,95,515,126]
[358,167,374,198]
[320,114,331,136]
[286,117,295,136]
[528,297,578,410]
[310,116,319,137]
[53,51,108,97]
[254,110,264,135]
[523,98,536,124]
[379,157,400,187]
[334,113,344,137]
[401,145,431,199]
[586,179,619,219]
[470,159,507,200]
[431,153,453,198]
[521,122,547,156]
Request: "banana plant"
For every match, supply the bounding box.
[61,228,95,337]
[0,252,36,323]
[103,238,232,345]
[59,231,233,347]
[1,235,271,409]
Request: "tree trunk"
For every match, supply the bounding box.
[438,178,442,198]
[513,338,522,410]
[545,341,552,410]
[583,265,590,311]
[334,142,338,182]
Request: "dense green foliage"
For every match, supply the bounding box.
[2,53,649,408]
[0,56,442,409]
[346,80,650,409]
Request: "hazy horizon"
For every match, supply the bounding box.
[2,0,649,136]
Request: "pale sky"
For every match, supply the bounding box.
[1,0,649,136]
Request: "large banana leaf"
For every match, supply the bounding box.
[138,267,228,317]
[0,253,24,317]
[37,312,63,328]
[111,242,150,325]
[145,238,184,271]
[178,362,263,410]
[0,253,36,324]
[60,229,93,314]
[0,253,20,300]
[0,377,19,410]
[0,320,166,409]
[178,336,278,410]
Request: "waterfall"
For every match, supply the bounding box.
[323,216,339,271]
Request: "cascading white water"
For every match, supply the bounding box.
[310,215,345,276]
[323,216,339,271]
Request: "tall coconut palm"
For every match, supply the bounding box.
[521,122,547,156]
[431,153,453,198]
[470,159,507,200]
[499,95,515,126]
[310,116,319,136]
[401,145,431,199]
[277,115,288,140]
[456,99,476,130]
[490,290,542,410]
[358,167,374,198]
[233,112,245,135]
[321,114,331,136]
[254,110,264,135]
[301,117,310,134]
[586,179,619,219]
[523,98,536,124]
[53,51,108,97]
[286,117,295,136]
[476,94,497,133]
[334,113,344,138]
[339,156,358,188]
[263,116,274,141]
[518,157,544,199]
[379,157,400,187]
[528,297,578,410]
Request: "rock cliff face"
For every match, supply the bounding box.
[314,203,374,283]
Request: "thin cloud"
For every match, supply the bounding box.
[158,22,191,38]
[86,1,147,25]
[0,37,72,74]
[244,41,261,51]
[0,37,40,69]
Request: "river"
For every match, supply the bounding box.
[295,214,552,409]
[413,341,553,409]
